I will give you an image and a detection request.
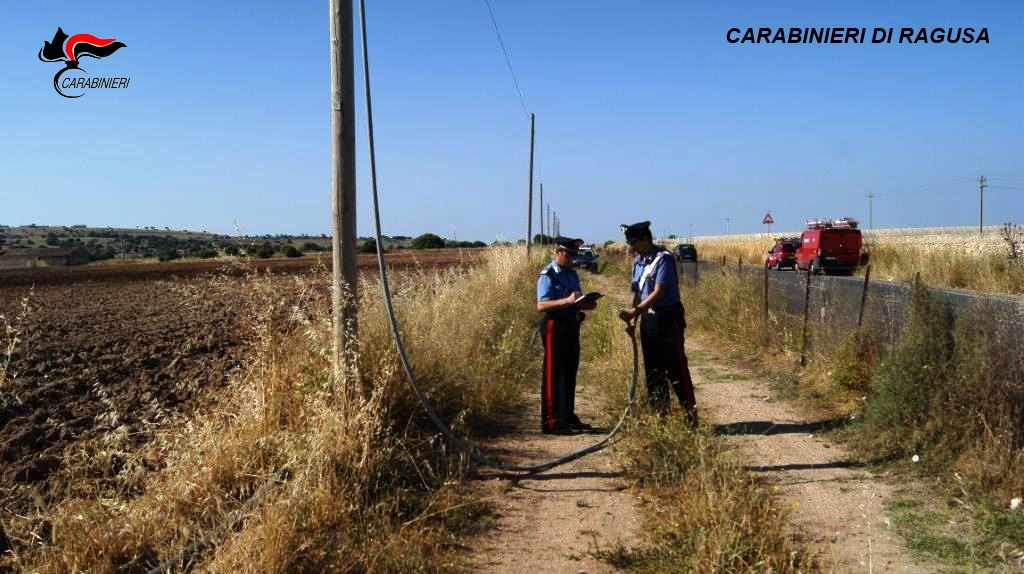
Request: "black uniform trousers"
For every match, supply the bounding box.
[639,303,698,426]
[539,312,582,432]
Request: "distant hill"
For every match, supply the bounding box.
[0,224,482,262]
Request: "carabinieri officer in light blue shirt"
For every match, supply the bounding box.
[617,221,698,426]
[537,236,598,434]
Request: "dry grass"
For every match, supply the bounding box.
[664,226,1024,295]
[864,244,1024,294]
[0,288,32,401]
[606,416,815,573]
[3,247,538,572]
[678,261,1024,569]
[581,262,815,572]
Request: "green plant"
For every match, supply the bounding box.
[156,250,181,262]
[254,243,275,259]
[359,239,378,254]
[411,233,445,250]
[828,330,880,396]
[281,245,302,258]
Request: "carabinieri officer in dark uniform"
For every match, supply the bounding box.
[537,236,598,434]
[617,221,698,426]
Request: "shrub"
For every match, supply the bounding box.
[411,233,445,250]
[254,243,275,259]
[223,244,241,257]
[157,250,180,262]
[828,330,881,396]
[282,245,302,258]
[301,241,324,253]
[359,239,378,254]
[859,280,1024,498]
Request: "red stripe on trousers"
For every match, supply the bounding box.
[670,320,693,403]
[544,319,556,429]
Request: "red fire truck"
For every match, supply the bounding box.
[795,218,862,275]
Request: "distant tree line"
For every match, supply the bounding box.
[1,227,490,261]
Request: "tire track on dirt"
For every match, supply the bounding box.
[691,341,936,573]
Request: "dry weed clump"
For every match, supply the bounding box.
[0,287,32,402]
[860,284,1024,500]
[5,247,537,572]
[608,416,815,572]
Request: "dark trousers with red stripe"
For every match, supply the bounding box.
[539,315,581,431]
[639,304,698,426]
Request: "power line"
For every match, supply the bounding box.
[482,0,529,116]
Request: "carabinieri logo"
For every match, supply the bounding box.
[38,28,127,99]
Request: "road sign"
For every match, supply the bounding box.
[762,212,774,225]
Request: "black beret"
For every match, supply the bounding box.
[554,236,583,254]
[619,221,651,240]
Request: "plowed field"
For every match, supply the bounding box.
[0,250,481,513]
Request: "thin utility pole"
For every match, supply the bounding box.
[978,175,987,235]
[866,193,875,229]
[539,182,544,244]
[688,223,693,243]
[329,0,357,395]
[526,112,535,253]
[546,203,551,243]
[725,217,731,235]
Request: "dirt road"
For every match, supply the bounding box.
[466,379,643,573]
[691,342,933,573]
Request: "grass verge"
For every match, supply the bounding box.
[679,262,1024,570]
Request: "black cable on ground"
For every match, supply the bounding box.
[148,6,640,571]
[359,0,638,474]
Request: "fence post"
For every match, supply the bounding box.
[857,264,872,328]
[800,268,812,366]
[763,261,769,347]
[693,259,699,285]
[737,256,742,274]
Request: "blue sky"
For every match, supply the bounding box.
[2,1,1022,243]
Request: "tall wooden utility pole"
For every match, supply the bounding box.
[539,182,544,245]
[526,113,535,253]
[329,0,357,394]
[866,193,874,229]
[978,175,987,235]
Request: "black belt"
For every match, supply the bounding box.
[543,309,585,324]
[645,303,682,316]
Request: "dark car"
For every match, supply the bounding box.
[674,244,698,262]
[766,237,799,270]
[572,247,599,272]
